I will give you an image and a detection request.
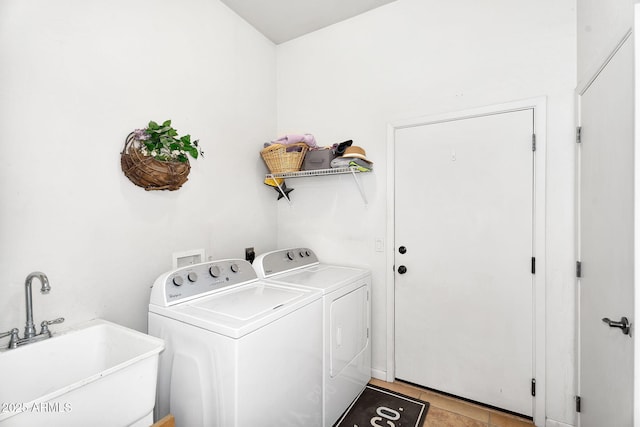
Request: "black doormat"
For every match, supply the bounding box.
[334,384,430,427]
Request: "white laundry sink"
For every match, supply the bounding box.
[0,319,164,427]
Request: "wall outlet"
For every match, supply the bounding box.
[245,247,255,264]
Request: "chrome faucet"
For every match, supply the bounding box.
[24,272,50,339]
[0,271,64,349]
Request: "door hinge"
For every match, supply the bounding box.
[531,378,536,396]
[575,395,581,412]
[532,134,537,151]
[531,257,536,274]
[576,126,582,144]
[576,261,582,278]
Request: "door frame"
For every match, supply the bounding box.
[575,25,639,426]
[385,97,547,424]
[635,9,640,424]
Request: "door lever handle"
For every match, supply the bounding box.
[602,316,632,336]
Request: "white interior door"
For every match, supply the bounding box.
[577,36,634,426]
[394,109,535,416]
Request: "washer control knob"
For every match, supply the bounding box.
[287,251,295,260]
[209,266,221,278]
[172,276,184,286]
[187,272,198,282]
[305,250,311,257]
[299,251,306,257]
[230,263,240,273]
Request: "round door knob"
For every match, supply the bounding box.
[230,263,240,273]
[399,246,407,254]
[187,272,198,282]
[397,265,407,274]
[172,276,184,286]
[209,266,221,278]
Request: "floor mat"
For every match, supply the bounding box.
[334,384,430,427]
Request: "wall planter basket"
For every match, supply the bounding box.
[121,132,191,191]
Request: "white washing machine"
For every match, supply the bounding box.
[148,258,323,427]
[253,248,372,427]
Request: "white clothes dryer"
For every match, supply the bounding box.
[253,248,372,427]
[148,259,323,427]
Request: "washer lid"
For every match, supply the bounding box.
[265,264,370,294]
[192,284,305,320]
[149,282,321,338]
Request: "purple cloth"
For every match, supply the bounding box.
[272,133,317,148]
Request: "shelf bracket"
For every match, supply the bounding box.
[349,167,368,205]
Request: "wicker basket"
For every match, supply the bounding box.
[120,132,191,191]
[260,142,308,173]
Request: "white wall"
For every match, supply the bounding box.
[276,0,577,425]
[577,0,633,84]
[0,0,277,333]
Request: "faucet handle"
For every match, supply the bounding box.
[0,328,20,349]
[40,317,65,337]
[0,328,19,339]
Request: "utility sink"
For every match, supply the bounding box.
[0,319,164,427]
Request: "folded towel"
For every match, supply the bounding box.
[349,161,372,172]
[330,157,372,169]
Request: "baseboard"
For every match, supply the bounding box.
[371,368,387,381]
[545,419,574,427]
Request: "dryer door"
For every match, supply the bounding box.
[330,284,369,377]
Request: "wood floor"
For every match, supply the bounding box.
[369,378,535,427]
[152,380,534,427]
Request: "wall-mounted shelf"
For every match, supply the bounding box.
[266,166,371,204]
